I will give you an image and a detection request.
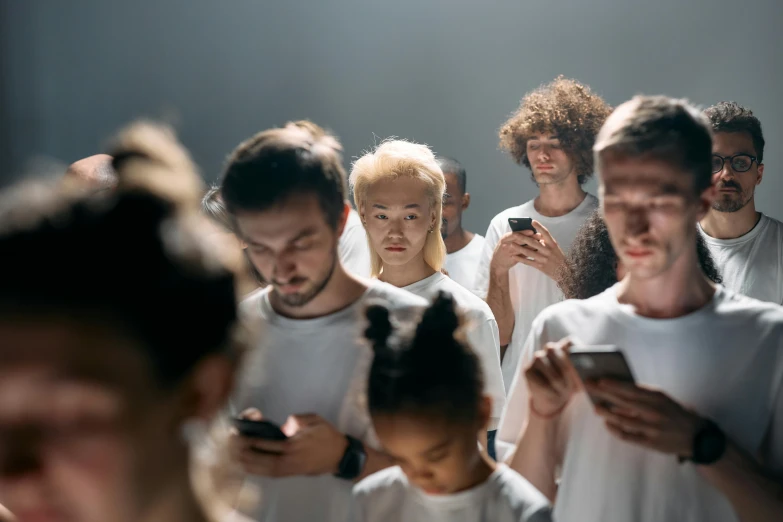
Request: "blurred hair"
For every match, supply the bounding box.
[363,291,483,424]
[436,156,467,194]
[350,139,446,276]
[595,95,713,194]
[704,101,765,163]
[500,76,612,184]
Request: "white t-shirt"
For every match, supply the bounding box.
[403,272,507,427]
[698,214,783,304]
[475,194,598,390]
[445,234,486,291]
[340,209,372,278]
[352,465,552,522]
[233,281,427,522]
[496,284,783,522]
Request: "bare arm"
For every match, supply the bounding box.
[509,412,563,502]
[487,266,515,348]
[697,442,783,521]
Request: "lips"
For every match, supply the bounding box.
[625,249,653,258]
[537,165,554,170]
[385,246,406,252]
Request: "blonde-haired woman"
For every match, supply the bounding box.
[350,140,506,456]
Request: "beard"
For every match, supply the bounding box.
[272,252,337,307]
[712,181,752,213]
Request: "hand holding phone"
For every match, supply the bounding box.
[508,217,537,234]
[233,417,288,440]
[568,346,636,408]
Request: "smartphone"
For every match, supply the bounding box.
[233,418,288,440]
[568,346,636,408]
[508,217,537,234]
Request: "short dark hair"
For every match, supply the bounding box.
[0,129,243,386]
[499,76,612,185]
[595,95,713,194]
[558,210,722,300]
[704,101,765,163]
[363,292,484,424]
[220,120,347,229]
[436,156,467,193]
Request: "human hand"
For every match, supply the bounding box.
[525,338,580,418]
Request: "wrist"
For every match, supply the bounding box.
[529,398,568,420]
[331,435,350,474]
[334,435,367,480]
[680,417,726,466]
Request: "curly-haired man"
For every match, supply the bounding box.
[698,101,783,304]
[475,77,612,389]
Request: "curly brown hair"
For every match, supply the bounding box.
[499,76,612,184]
[558,210,722,300]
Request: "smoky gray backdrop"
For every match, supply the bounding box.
[1,0,781,232]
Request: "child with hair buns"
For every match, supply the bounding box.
[352,292,552,522]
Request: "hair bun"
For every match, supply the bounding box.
[416,291,460,340]
[364,302,394,351]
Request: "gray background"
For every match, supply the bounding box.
[2,0,781,234]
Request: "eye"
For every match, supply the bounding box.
[528,143,540,150]
[425,449,449,463]
[293,241,313,251]
[375,214,388,220]
[404,215,418,220]
[250,245,270,255]
[551,143,562,150]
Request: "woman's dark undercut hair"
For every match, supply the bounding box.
[499,76,612,185]
[220,120,347,230]
[558,210,722,300]
[364,292,484,424]
[0,123,244,387]
[704,101,765,163]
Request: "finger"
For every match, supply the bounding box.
[544,348,567,382]
[532,220,556,245]
[514,256,545,268]
[239,408,263,421]
[238,451,283,477]
[245,437,289,454]
[530,355,568,394]
[605,419,651,445]
[598,380,662,404]
[507,234,543,251]
[591,395,663,423]
[290,413,322,426]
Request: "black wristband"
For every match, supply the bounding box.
[334,435,367,480]
[681,419,726,466]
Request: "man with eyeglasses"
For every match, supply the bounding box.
[699,101,783,304]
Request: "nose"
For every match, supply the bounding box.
[625,206,649,238]
[538,146,551,161]
[387,218,404,239]
[271,250,298,283]
[407,464,435,484]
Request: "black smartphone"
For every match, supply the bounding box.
[568,346,636,408]
[508,217,537,234]
[233,418,288,440]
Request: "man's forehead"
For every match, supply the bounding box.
[599,156,693,192]
[713,131,755,153]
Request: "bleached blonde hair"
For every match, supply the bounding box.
[349,139,446,277]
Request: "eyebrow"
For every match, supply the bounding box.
[528,136,560,142]
[371,203,422,209]
[245,228,316,247]
[421,439,451,456]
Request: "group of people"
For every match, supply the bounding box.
[0,76,781,522]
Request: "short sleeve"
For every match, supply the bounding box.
[474,217,504,299]
[466,315,507,425]
[339,221,372,278]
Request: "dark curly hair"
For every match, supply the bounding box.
[704,101,765,163]
[499,76,612,184]
[558,210,722,300]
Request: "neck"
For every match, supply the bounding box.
[617,248,716,319]
[455,449,496,494]
[534,176,587,217]
[700,199,760,239]
[140,461,212,522]
[379,253,436,288]
[444,226,474,254]
[269,262,367,319]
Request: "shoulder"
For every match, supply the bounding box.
[342,209,365,234]
[366,280,428,309]
[353,466,408,501]
[439,276,496,320]
[492,466,553,521]
[238,287,271,320]
[715,286,783,326]
[489,203,535,228]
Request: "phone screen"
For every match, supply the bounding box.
[568,346,635,408]
[233,418,288,440]
[508,217,537,233]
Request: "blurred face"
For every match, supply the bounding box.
[236,193,344,307]
[600,154,711,280]
[526,133,575,185]
[0,319,186,522]
[362,178,437,269]
[441,173,467,240]
[372,414,483,495]
[711,132,764,213]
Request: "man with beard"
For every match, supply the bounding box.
[221,121,426,522]
[699,102,783,304]
[438,156,485,290]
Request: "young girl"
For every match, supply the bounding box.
[353,292,552,522]
[0,123,246,522]
[349,140,506,449]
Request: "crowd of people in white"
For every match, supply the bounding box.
[0,77,781,522]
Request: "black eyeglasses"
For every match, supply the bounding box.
[712,154,758,174]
